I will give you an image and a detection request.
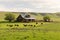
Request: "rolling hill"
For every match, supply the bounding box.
[0,12,60,21]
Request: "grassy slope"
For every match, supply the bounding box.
[0,12,60,21]
[0,12,19,21]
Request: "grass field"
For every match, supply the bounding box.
[0,22,60,40]
[0,12,60,40]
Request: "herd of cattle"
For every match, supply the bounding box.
[6,22,43,27]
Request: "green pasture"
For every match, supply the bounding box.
[0,22,60,40]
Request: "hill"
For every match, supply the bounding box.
[0,12,60,22]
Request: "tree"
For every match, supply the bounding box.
[25,15,30,18]
[5,13,15,22]
[43,16,50,22]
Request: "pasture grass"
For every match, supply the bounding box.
[0,22,60,40]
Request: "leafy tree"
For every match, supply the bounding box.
[5,13,15,22]
[25,15,30,18]
[43,16,50,22]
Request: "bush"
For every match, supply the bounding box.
[43,16,50,22]
[25,15,30,18]
[5,13,15,22]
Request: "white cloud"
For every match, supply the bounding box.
[11,8,34,12]
[0,0,60,13]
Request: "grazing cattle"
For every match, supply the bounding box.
[7,24,13,27]
[15,24,19,26]
[15,24,17,26]
[36,22,38,24]
[30,25,33,26]
[23,24,27,27]
[28,25,33,27]
[9,25,13,27]
[41,23,43,24]
[15,24,16,26]
[34,25,36,27]
[15,24,19,27]
[16,25,19,26]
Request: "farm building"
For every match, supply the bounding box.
[16,13,36,22]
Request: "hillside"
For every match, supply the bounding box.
[0,12,60,22]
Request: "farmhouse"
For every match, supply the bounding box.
[16,13,36,22]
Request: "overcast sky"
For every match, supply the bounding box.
[0,0,60,13]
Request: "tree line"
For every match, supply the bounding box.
[4,13,51,22]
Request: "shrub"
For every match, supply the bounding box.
[43,16,50,22]
[5,13,15,22]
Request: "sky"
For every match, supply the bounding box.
[0,0,60,13]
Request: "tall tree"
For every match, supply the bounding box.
[5,13,15,22]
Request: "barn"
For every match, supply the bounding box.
[16,13,36,22]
